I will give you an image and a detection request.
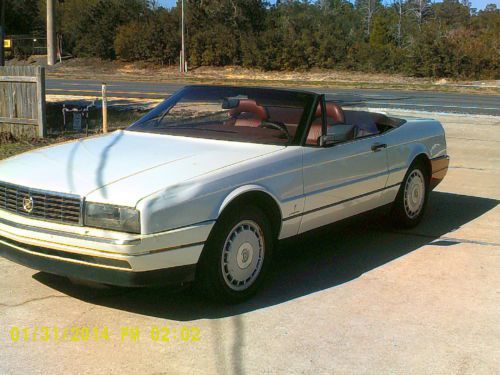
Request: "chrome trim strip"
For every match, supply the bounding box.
[0,181,81,199]
[0,180,84,226]
[387,166,407,175]
[0,238,134,272]
[430,155,449,161]
[283,182,401,221]
[302,170,390,199]
[0,235,133,269]
[0,216,209,254]
[148,242,206,254]
[0,216,142,246]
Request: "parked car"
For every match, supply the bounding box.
[0,85,449,302]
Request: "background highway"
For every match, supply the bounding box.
[47,78,500,116]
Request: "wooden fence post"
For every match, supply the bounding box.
[36,67,46,137]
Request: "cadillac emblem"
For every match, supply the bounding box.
[22,196,34,213]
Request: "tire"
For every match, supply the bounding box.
[390,161,429,228]
[196,205,274,303]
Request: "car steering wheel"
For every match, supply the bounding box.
[258,121,291,141]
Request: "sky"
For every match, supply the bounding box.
[158,0,499,11]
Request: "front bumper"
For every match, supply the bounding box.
[0,210,214,286]
[0,237,197,287]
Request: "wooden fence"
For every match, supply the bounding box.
[0,66,46,138]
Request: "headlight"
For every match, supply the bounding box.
[85,203,140,234]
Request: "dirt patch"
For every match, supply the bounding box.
[8,57,499,94]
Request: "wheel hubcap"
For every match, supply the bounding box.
[404,169,425,219]
[236,242,254,269]
[221,220,265,291]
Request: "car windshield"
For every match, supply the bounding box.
[127,86,315,145]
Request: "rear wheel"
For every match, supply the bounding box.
[390,161,429,228]
[196,206,274,303]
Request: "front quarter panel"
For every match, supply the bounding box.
[136,147,304,235]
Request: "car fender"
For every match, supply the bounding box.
[404,142,431,170]
[217,184,284,219]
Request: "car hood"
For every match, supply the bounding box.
[0,130,285,206]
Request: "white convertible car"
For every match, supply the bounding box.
[0,86,449,302]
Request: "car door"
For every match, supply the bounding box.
[299,97,391,233]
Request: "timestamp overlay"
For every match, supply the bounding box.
[0,325,201,345]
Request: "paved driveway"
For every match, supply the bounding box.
[0,113,499,374]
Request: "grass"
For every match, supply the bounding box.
[0,142,34,160]
[45,102,147,134]
[0,135,58,160]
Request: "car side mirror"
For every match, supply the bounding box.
[319,124,357,146]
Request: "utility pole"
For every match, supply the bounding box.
[0,0,5,66]
[180,0,186,73]
[47,0,56,66]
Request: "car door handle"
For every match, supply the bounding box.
[371,142,387,152]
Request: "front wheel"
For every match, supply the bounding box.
[390,162,429,228]
[196,206,274,303]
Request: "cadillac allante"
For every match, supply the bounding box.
[0,86,449,302]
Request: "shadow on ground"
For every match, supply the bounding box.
[34,191,498,321]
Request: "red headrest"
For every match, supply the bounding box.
[229,99,268,120]
[314,102,345,124]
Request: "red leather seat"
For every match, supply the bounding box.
[228,99,268,127]
[306,102,345,145]
[316,102,345,124]
[307,119,323,145]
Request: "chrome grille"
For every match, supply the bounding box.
[0,182,82,225]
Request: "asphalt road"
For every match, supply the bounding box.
[46,78,500,116]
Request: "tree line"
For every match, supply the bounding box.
[4,0,499,79]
